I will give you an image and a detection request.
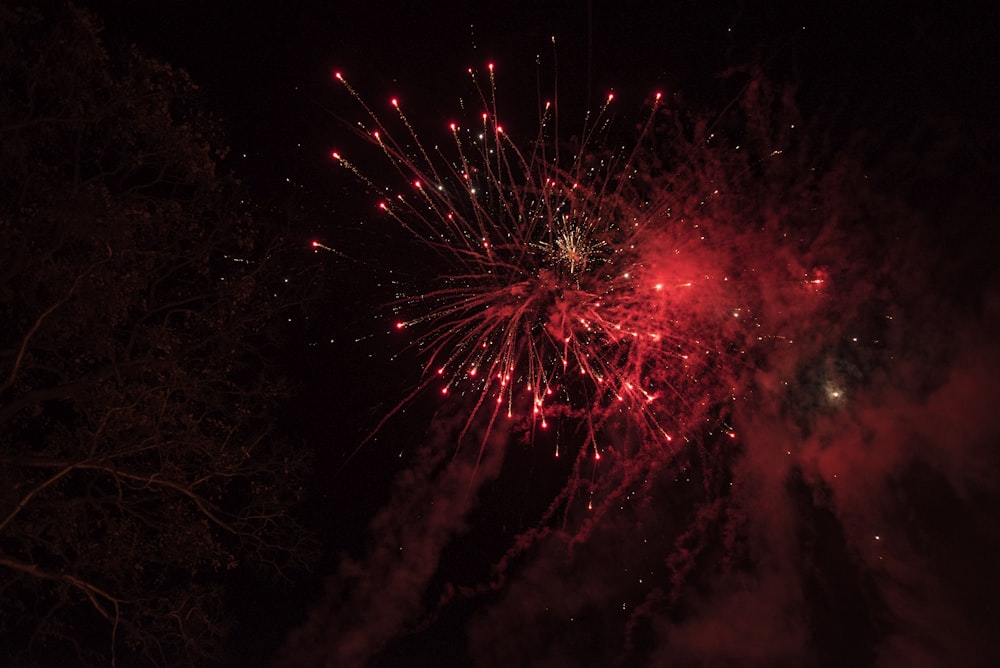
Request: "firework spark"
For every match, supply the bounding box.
[330,66,760,470]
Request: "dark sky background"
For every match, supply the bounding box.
[77,1,999,666]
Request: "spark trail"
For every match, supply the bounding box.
[329,65,766,474]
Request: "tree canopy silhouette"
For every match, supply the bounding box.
[0,4,314,665]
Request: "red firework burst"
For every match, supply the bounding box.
[328,64,785,473]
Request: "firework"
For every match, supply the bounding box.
[283,23,993,662]
[329,64,761,470]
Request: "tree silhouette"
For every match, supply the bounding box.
[0,4,314,665]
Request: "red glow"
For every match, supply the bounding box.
[326,62,799,539]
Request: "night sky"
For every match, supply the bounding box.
[20,1,1000,666]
